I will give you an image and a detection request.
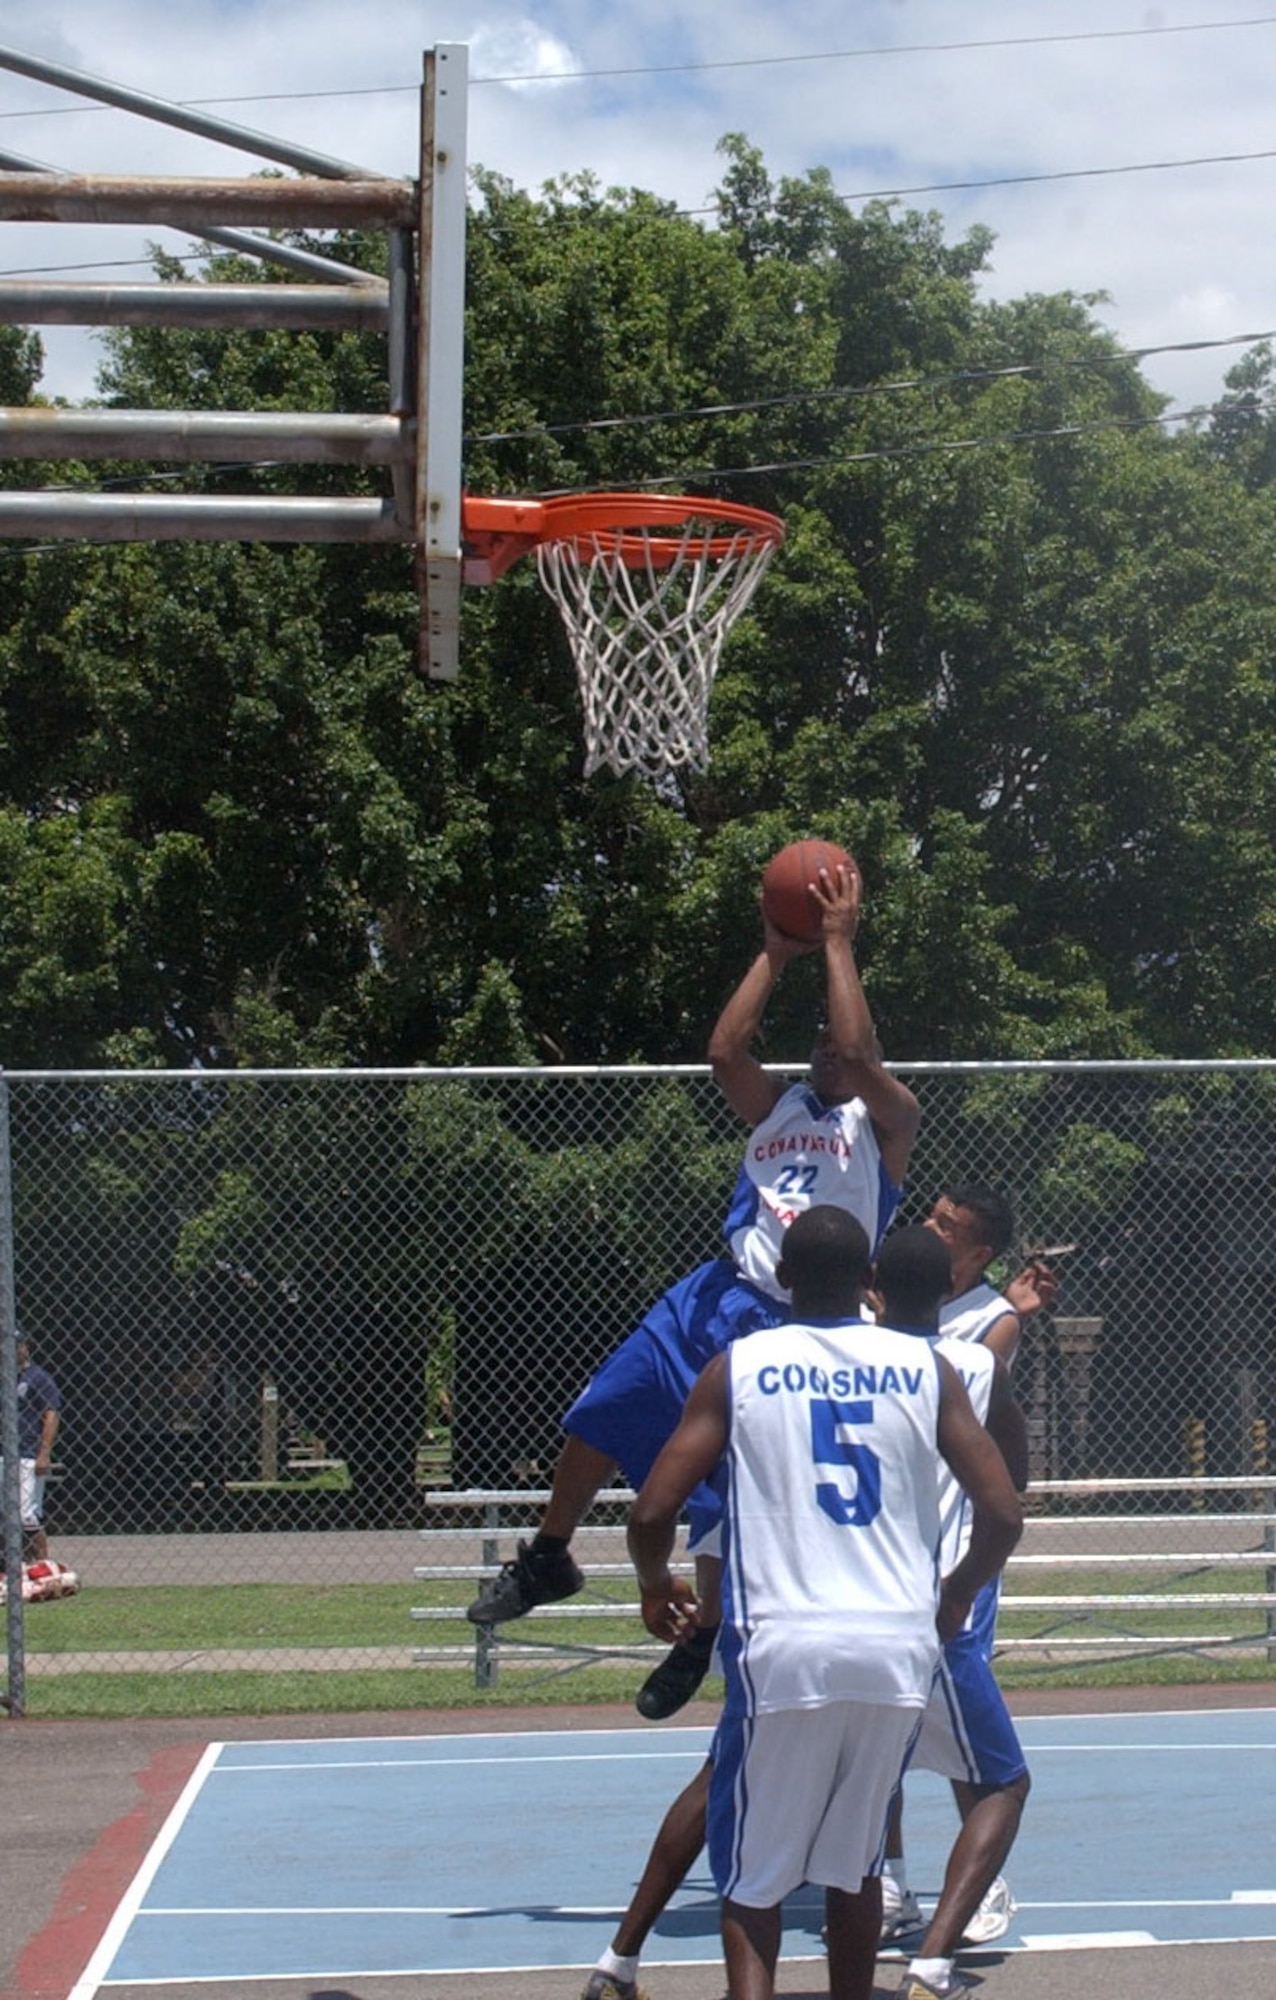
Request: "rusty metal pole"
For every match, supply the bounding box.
[0,1081,24,1719]
[0,174,415,230]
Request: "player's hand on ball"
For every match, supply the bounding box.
[808,857,862,940]
[760,904,820,961]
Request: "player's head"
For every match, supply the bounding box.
[806,1026,882,1107]
[925,1182,1014,1286]
[874,1224,953,1330]
[775,1205,872,1316]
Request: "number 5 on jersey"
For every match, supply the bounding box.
[811,1397,882,1527]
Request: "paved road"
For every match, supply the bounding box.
[4,1685,1275,2000]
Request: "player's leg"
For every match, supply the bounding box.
[466,1274,710,1624]
[19,1458,48,1562]
[463,1433,606,1623]
[914,1773,1029,1961]
[824,1880,882,2000]
[582,1762,710,2000]
[805,1702,925,2000]
[721,1898,781,2000]
[897,1632,1029,1995]
[879,1787,924,1940]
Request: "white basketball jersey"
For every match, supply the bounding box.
[940,1280,1013,1347]
[720,1319,944,1715]
[723,1085,898,1299]
[931,1334,996,1574]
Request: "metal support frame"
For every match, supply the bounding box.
[0,283,390,332]
[0,41,468,666]
[0,1082,24,1718]
[416,45,468,678]
[0,409,409,463]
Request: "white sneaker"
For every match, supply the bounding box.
[880,1880,925,1941]
[961,1875,1015,1944]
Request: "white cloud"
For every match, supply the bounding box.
[467,19,579,88]
[1,0,1275,415]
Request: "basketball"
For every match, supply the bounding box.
[760,840,855,942]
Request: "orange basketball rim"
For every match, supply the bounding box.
[462,491,785,781]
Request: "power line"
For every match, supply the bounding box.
[828,146,1276,208]
[626,402,1227,490]
[470,331,1274,447]
[1,13,1274,115]
[469,15,1276,87]
[0,252,207,278]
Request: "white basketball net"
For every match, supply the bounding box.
[536,516,780,779]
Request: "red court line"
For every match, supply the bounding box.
[11,1741,206,2000]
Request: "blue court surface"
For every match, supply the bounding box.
[73,1709,1276,1992]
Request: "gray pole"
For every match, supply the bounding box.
[197,227,386,287]
[0,493,410,542]
[0,174,415,230]
[0,282,389,330]
[0,143,386,285]
[0,409,410,464]
[0,41,379,181]
[0,1079,24,1719]
[387,228,416,527]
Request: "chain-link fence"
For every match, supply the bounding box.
[3,1061,1275,1695]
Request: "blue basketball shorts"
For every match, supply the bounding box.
[911,1624,1028,1787]
[561,1257,784,1492]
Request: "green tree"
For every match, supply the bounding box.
[3,155,1276,1064]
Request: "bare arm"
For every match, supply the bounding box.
[933,1353,1023,1639]
[812,861,920,1185]
[984,1354,1029,1491]
[708,921,815,1128]
[979,1308,1024,1367]
[628,1355,730,1639]
[986,1259,1060,1367]
[36,1406,59,1475]
[1005,1260,1060,1317]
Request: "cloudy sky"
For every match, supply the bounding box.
[2,0,1275,428]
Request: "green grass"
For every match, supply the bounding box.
[25,1582,429,1651]
[225,1465,353,1494]
[13,1574,1276,1720]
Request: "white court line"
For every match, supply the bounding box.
[131,1893,1272,1918]
[209,1735,1275,1774]
[1024,1931,1159,1950]
[211,1749,708,1771]
[66,1740,224,2000]
[1026,1740,1276,1752]
[100,1932,1276,1988]
[1013,1896,1276,1909]
[137,1903,633,1916]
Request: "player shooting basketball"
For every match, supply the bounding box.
[466,854,921,1721]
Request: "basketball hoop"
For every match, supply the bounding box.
[462,492,785,779]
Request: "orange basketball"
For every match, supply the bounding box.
[760,840,854,943]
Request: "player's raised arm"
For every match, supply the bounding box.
[707,916,815,1128]
[811,859,920,1185]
